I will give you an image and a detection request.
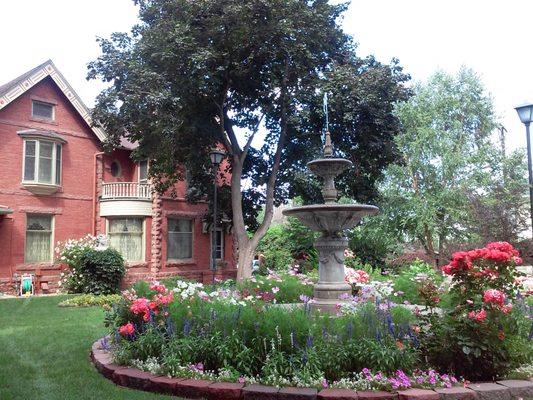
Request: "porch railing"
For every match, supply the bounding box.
[101,182,151,200]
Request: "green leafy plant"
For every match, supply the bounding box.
[58,294,121,308]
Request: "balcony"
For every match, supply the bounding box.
[101,182,151,200]
[100,182,152,217]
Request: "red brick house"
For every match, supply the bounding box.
[0,60,236,294]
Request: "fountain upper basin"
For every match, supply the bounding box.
[282,203,379,234]
[307,158,352,178]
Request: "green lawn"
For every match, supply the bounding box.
[0,295,173,400]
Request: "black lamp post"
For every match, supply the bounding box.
[209,149,225,272]
[515,103,533,238]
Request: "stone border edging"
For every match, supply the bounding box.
[90,338,533,400]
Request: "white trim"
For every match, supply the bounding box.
[21,139,62,186]
[106,217,146,263]
[0,60,107,142]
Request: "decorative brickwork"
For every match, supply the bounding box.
[150,191,163,276]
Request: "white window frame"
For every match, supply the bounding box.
[24,214,54,263]
[106,217,146,263]
[167,217,194,261]
[31,100,55,121]
[211,228,224,261]
[22,139,62,186]
[138,160,149,184]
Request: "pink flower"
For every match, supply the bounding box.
[130,298,150,315]
[344,267,370,284]
[321,379,328,388]
[119,322,135,336]
[501,304,513,314]
[483,289,505,306]
[468,309,487,322]
[272,287,280,294]
[150,282,167,294]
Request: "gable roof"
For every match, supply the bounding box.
[0,60,106,142]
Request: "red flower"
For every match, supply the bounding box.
[119,322,135,336]
[130,298,149,315]
[512,256,523,265]
[483,289,505,306]
[467,309,487,322]
[485,241,519,257]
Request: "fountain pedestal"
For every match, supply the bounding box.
[311,235,351,313]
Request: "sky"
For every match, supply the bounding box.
[1,0,533,152]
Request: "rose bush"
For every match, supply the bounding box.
[420,242,531,380]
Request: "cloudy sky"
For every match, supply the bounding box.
[2,0,533,151]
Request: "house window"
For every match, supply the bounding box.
[139,160,148,184]
[23,140,62,185]
[25,214,53,263]
[167,218,193,260]
[211,228,224,260]
[32,100,55,121]
[110,161,121,177]
[108,218,144,262]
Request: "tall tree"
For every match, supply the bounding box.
[467,145,529,243]
[88,0,409,279]
[379,68,499,265]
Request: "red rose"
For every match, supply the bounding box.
[119,322,135,336]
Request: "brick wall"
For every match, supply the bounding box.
[0,75,236,295]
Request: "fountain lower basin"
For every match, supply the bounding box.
[282,204,378,235]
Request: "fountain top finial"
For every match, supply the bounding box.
[323,131,333,158]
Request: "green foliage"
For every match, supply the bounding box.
[72,248,125,295]
[391,261,444,305]
[256,215,318,272]
[348,214,401,268]
[87,0,410,285]
[377,68,509,262]
[58,294,122,308]
[236,271,314,304]
[108,296,419,384]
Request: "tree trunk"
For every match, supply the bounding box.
[236,240,255,280]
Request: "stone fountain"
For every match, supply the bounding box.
[282,132,379,312]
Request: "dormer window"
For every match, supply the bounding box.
[18,130,66,195]
[31,100,55,121]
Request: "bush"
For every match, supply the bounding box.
[77,248,125,295]
[419,242,531,380]
[58,294,121,308]
[256,216,318,272]
[58,235,125,295]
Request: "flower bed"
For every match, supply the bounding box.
[91,337,533,400]
[100,242,531,391]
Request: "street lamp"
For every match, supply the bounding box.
[515,103,533,238]
[209,149,226,273]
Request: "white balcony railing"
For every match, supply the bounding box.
[101,182,151,200]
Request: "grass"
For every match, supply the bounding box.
[0,295,173,400]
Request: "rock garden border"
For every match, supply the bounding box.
[91,338,533,400]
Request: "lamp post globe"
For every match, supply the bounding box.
[515,103,533,238]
